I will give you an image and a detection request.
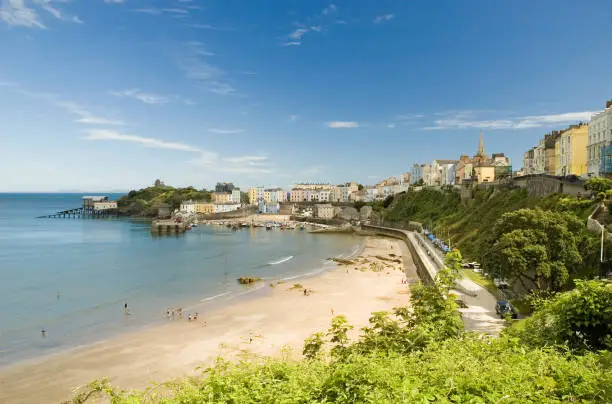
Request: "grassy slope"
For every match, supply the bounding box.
[384,187,596,261]
[116,185,211,217]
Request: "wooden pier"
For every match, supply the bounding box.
[36,207,117,219]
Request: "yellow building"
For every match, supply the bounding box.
[211,192,231,204]
[195,202,215,215]
[555,123,588,176]
[474,165,495,183]
[247,187,259,205]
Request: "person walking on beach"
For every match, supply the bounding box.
[41,329,46,338]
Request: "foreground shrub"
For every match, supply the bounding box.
[72,337,611,403]
[506,280,612,352]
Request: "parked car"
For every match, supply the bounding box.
[454,298,468,308]
[495,300,518,319]
[493,278,509,289]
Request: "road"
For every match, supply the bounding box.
[414,233,505,335]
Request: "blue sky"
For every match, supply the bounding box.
[1,0,611,192]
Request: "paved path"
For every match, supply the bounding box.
[414,233,504,335]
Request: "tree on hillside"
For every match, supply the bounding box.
[482,208,596,293]
[357,184,364,191]
[506,280,612,352]
[585,177,612,194]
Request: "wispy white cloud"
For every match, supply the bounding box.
[208,128,244,135]
[0,0,82,28]
[187,23,234,31]
[287,114,300,122]
[110,89,170,105]
[396,113,425,120]
[289,28,309,40]
[387,123,395,128]
[224,155,267,163]
[0,81,124,125]
[282,4,341,46]
[373,14,395,23]
[327,121,359,128]
[190,152,274,175]
[209,81,236,96]
[57,101,125,125]
[178,41,236,96]
[83,129,201,152]
[133,7,188,16]
[322,4,337,15]
[423,111,596,130]
[105,0,125,3]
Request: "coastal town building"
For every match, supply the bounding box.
[532,132,561,175]
[82,196,109,209]
[211,189,241,204]
[523,148,536,175]
[293,183,332,190]
[314,204,335,219]
[411,163,422,184]
[259,203,280,214]
[402,172,411,184]
[215,182,235,193]
[92,201,117,211]
[213,203,241,214]
[247,187,264,205]
[195,203,214,215]
[180,200,196,214]
[587,100,612,176]
[474,165,495,183]
[82,196,117,211]
[421,164,433,186]
[180,200,215,215]
[555,124,589,177]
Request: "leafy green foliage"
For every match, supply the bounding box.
[117,185,211,217]
[302,332,325,360]
[73,337,611,403]
[585,177,612,194]
[507,280,612,352]
[482,208,599,292]
[382,188,596,261]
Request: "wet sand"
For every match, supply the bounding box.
[0,237,416,403]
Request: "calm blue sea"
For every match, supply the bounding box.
[0,193,360,366]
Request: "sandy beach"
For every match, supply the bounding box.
[0,237,416,404]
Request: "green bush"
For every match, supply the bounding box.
[506,280,612,352]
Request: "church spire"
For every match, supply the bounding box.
[477,131,485,156]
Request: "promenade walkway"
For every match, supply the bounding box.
[363,225,504,335]
[413,232,504,335]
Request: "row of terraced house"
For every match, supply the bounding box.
[521,99,612,178]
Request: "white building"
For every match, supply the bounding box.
[533,141,546,174]
[587,102,612,176]
[180,200,197,214]
[421,164,433,186]
[441,164,457,185]
[93,201,117,211]
[314,204,335,219]
[213,203,241,214]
